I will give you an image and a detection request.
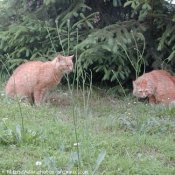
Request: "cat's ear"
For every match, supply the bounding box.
[69,55,74,59]
[133,81,137,88]
[57,54,64,62]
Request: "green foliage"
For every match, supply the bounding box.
[1,0,175,85]
[75,20,146,82]
[0,0,99,72]
[0,122,42,145]
[124,0,175,72]
[124,0,152,20]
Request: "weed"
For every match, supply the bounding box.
[116,30,146,79]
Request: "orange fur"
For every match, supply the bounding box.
[6,54,74,105]
[133,70,175,104]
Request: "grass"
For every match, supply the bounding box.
[0,82,175,175]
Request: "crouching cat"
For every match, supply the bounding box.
[6,54,74,105]
[133,70,175,104]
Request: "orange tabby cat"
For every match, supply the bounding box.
[133,70,175,104]
[6,54,74,105]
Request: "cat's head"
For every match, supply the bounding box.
[54,54,74,73]
[133,79,154,98]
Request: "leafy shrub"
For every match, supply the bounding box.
[0,121,42,145]
[1,0,175,86]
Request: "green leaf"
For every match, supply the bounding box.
[131,2,136,9]
[113,0,117,7]
[112,45,118,53]
[92,150,106,175]
[102,45,111,51]
[124,1,133,7]
[142,3,151,10]
[167,50,175,61]
[7,59,24,63]
[16,125,22,141]
[26,49,30,57]
[80,13,85,19]
[43,0,52,6]
[146,4,151,10]
[142,4,147,10]
[72,12,78,17]
[86,20,94,29]
[108,38,114,46]
[157,44,162,51]
[119,72,125,80]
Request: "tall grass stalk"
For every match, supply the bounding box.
[65,19,82,169]
[131,31,146,77]
[0,55,25,132]
[54,20,81,168]
[116,31,146,79]
[55,20,65,56]
[54,19,83,170]
[45,21,57,53]
[112,70,127,97]
[75,28,80,93]
[67,19,70,55]
[47,19,105,173]
[69,27,92,170]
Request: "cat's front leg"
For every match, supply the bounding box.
[149,95,156,104]
[33,89,46,105]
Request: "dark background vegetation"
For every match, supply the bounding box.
[0,0,175,91]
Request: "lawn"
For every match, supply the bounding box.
[0,82,175,175]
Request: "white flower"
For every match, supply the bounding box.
[2,118,8,122]
[73,143,81,146]
[35,161,42,166]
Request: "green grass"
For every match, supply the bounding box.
[0,83,175,175]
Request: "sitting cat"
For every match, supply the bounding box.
[133,70,175,104]
[6,54,74,105]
